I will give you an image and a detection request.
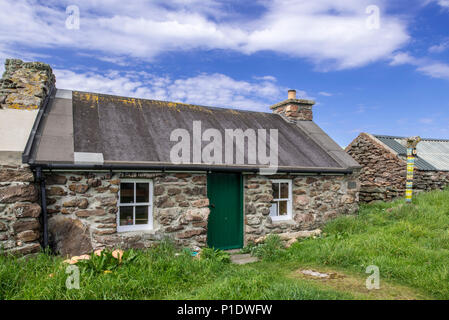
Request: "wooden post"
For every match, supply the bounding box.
[405,136,421,203]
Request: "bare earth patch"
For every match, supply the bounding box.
[290,266,430,300]
[299,269,344,280]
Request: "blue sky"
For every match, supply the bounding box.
[1,0,449,146]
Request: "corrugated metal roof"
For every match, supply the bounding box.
[374,134,449,171]
[375,135,407,155]
[413,139,449,171]
[28,90,360,172]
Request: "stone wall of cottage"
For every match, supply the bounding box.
[0,58,56,256]
[44,171,209,256]
[44,170,360,254]
[244,173,359,244]
[346,133,449,202]
[0,163,41,255]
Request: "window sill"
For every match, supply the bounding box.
[270,216,293,223]
[117,225,153,233]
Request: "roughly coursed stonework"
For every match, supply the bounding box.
[345,133,406,202]
[414,170,449,192]
[0,163,41,255]
[43,169,359,255]
[45,172,209,256]
[269,90,315,121]
[346,133,449,202]
[244,173,359,244]
[0,59,55,110]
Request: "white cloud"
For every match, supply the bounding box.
[437,0,449,8]
[429,40,449,53]
[419,118,434,124]
[253,75,277,82]
[417,62,449,79]
[390,52,449,80]
[425,0,449,9]
[356,105,367,114]
[54,69,297,111]
[0,43,52,76]
[0,0,410,70]
[319,91,333,97]
[390,52,416,66]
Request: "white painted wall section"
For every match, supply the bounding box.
[0,109,38,152]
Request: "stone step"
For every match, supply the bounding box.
[230,253,259,265]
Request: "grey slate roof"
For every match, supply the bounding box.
[374,135,449,171]
[26,89,360,173]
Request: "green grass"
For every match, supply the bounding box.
[1,188,449,300]
[0,241,348,300]
[286,188,449,299]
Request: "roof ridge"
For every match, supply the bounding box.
[71,89,273,115]
[372,134,449,142]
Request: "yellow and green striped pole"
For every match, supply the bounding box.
[405,136,421,203]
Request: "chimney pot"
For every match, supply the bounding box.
[288,89,296,100]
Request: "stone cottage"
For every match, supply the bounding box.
[0,59,360,256]
[346,133,449,203]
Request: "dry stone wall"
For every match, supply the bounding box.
[346,133,406,202]
[0,163,41,255]
[45,171,209,256]
[346,133,449,202]
[244,173,359,244]
[0,59,55,110]
[414,170,449,193]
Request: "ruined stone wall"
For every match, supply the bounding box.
[244,173,359,244]
[346,133,449,202]
[0,163,41,255]
[45,171,209,256]
[0,59,55,110]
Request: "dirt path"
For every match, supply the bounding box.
[288,266,430,300]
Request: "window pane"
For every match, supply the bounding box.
[272,183,279,199]
[120,183,134,203]
[136,183,149,203]
[119,206,134,226]
[135,206,149,225]
[280,183,289,199]
[270,203,278,217]
[278,200,288,216]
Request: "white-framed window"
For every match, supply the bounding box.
[269,179,292,221]
[117,179,153,232]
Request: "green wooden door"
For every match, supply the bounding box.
[207,173,243,250]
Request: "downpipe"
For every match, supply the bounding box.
[36,167,48,249]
